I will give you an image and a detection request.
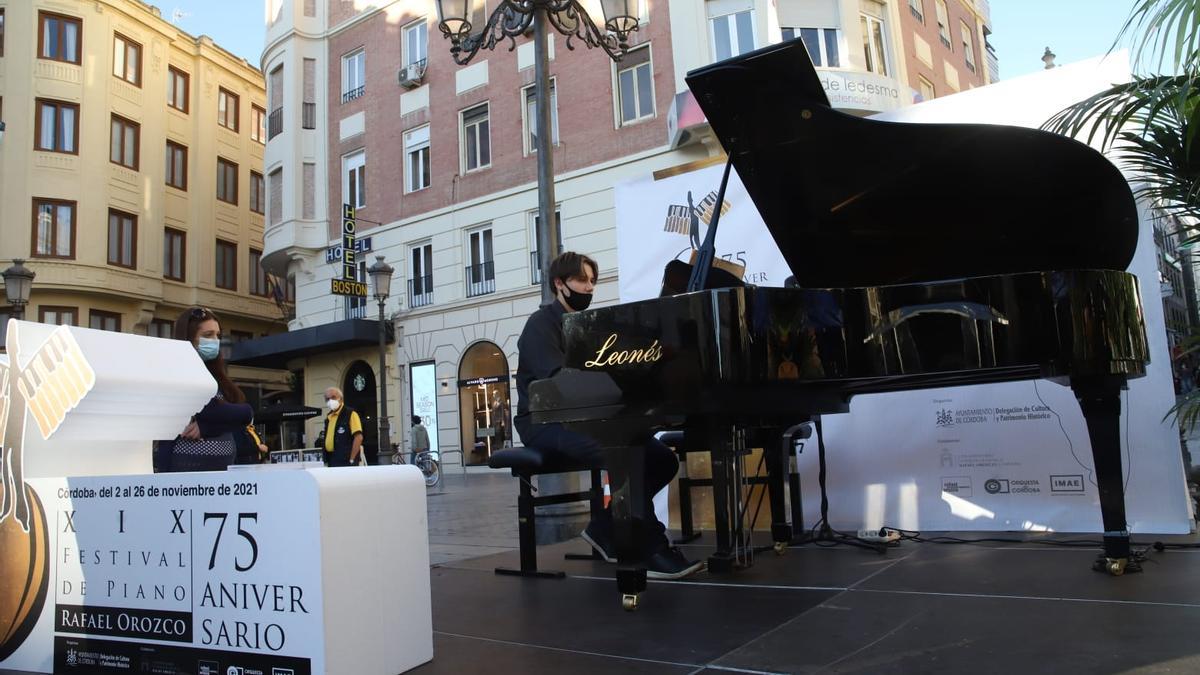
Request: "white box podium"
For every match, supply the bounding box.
[0,321,433,674]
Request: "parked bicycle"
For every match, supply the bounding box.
[393,443,441,487]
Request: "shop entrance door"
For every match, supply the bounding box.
[457,342,511,466]
[343,360,379,464]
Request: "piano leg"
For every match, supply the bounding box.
[1071,375,1140,575]
[607,444,648,609]
[761,427,793,554]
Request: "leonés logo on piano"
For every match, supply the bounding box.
[583,333,664,368]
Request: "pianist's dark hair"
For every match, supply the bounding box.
[549,251,598,284]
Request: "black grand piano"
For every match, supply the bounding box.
[529,38,1150,610]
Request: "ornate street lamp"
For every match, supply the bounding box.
[435,0,639,302]
[3,259,36,321]
[368,255,395,463]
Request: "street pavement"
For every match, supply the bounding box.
[425,471,522,565]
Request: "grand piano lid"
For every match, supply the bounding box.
[684,38,1140,288]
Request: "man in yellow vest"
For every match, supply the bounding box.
[320,387,363,467]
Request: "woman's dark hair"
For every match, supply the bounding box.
[549,251,598,285]
[174,307,246,404]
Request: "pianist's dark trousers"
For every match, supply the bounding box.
[518,421,679,552]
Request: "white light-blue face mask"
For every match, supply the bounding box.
[197,337,221,362]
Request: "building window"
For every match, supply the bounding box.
[250,171,265,214]
[32,199,75,259]
[860,14,889,76]
[961,21,976,72]
[89,310,121,332]
[710,10,754,61]
[935,0,951,49]
[107,209,137,269]
[782,27,841,67]
[39,306,77,326]
[113,33,142,86]
[149,319,174,338]
[461,103,491,172]
[168,66,189,112]
[252,105,266,144]
[38,12,81,64]
[616,46,653,125]
[164,228,186,281]
[217,158,238,205]
[269,65,285,139]
[908,0,924,23]
[342,49,365,102]
[218,88,239,131]
[918,75,935,101]
[405,125,431,192]
[344,261,368,319]
[465,227,495,297]
[410,243,433,307]
[270,168,284,225]
[1,10,5,58]
[343,150,366,208]
[530,209,561,285]
[250,249,270,297]
[216,240,237,290]
[404,19,428,68]
[166,141,188,190]
[522,80,559,153]
[35,99,79,154]
[110,115,140,170]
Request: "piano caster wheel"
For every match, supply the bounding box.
[773,541,787,555]
[622,594,639,611]
[1106,558,1127,576]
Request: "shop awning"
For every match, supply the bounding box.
[229,319,392,369]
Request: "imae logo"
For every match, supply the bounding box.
[0,322,96,661]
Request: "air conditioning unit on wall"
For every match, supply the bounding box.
[398,61,427,88]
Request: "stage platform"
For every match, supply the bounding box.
[413,531,1200,674]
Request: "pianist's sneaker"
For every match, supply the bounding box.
[645,545,704,580]
[581,519,617,563]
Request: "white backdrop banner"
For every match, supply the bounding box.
[617,54,1193,535]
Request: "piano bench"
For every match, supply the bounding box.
[488,448,606,579]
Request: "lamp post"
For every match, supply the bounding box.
[368,255,395,465]
[435,0,639,303]
[3,259,36,321]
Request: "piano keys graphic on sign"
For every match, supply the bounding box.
[583,333,663,369]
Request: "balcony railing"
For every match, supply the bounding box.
[344,300,368,320]
[530,251,542,286]
[268,108,283,140]
[465,261,495,298]
[342,86,365,103]
[939,35,952,50]
[965,59,976,73]
[302,102,316,129]
[409,276,434,308]
[909,5,923,22]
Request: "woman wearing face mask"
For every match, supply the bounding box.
[153,307,254,472]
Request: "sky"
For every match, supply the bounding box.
[164,0,1144,80]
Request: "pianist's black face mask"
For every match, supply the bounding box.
[559,284,593,312]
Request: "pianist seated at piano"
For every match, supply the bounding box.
[514,251,704,580]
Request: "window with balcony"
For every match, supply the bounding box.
[710,10,754,61]
[166,141,187,190]
[961,21,976,72]
[218,88,239,131]
[35,99,78,154]
[461,103,491,172]
[344,260,368,319]
[404,19,428,68]
[89,310,121,332]
[252,105,266,143]
[269,168,283,225]
[250,249,270,297]
[164,228,186,281]
[39,306,77,326]
[908,0,924,23]
[410,243,433,308]
[250,171,265,215]
[860,14,890,76]
[39,12,81,64]
[217,157,238,205]
[522,80,558,153]
[782,27,841,67]
[110,115,140,170]
[32,198,76,259]
[935,0,951,49]
[343,150,366,208]
[405,125,431,192]
[465,227,494,297]
[216,240,237,290]
[616,46,653,125]
[113,33,141,86]
[107,209,137,269]
[342,49,365,102]
[168,67,189,112]
[302,59,317,129]
[268,64,284,139]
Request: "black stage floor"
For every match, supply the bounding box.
[415,531,1200,674]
